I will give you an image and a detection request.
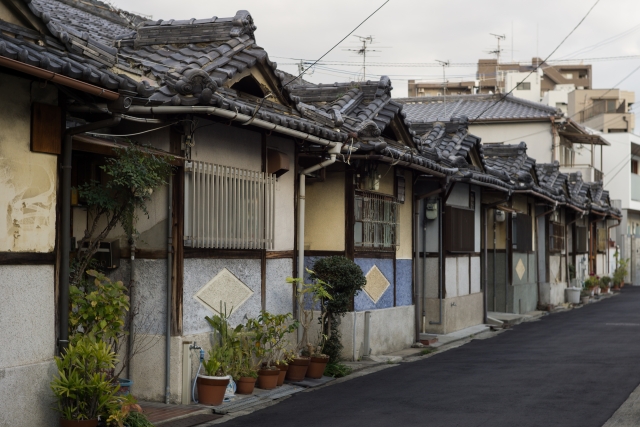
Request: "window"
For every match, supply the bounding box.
[549,222,565,253]
[575,226,588,253]
[632,160,638,175]
[562,73,574,79]
[444,206,475,252]
[516,82,531,90]
[354,191,399,251]
[512,213,532,252]
[184,161,276,249]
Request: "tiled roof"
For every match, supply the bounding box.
[484,142,538,190]
[397,94,560,123]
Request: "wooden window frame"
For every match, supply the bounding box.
[549,222,565,253]
[444,205,475,253]
[353,190,399,252]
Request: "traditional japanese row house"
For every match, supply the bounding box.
[0,0,624,423]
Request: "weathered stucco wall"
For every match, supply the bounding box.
[0,73,58,252]
[470,122,553,164]
[0,265,57,426]
[304,165,345,251]
[398,170,413,260]
[266,135,295,252]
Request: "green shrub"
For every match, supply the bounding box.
[124,411,155,427]
[323,362,352,378]
[311,257,366,363]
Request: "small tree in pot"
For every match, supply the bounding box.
[311,256,366,364]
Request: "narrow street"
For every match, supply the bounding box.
[222,289,640,427]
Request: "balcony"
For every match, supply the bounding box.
[579,100,625,122]
[560,165,603,183]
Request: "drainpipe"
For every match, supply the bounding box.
[607,219,621,275]
[429,194,444,326]
[296,143,343,343]
[413,198,420,342]
[535,203,557,309]
[126,106,342,149]
[58,115,122,354]
[165,175,173,403]
[413,187,444,331]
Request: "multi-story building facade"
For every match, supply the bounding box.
[408,58,592,99]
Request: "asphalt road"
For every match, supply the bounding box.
[222,288,640,427]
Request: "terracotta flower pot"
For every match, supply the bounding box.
[197,375,230,406]
[59,419,98,427]
[277,363,289,386]
[257,368,279,390]
[306,356,329,379]
[285,357,310,381]
[235,376,257,395]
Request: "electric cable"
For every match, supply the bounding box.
[281,0,390,88]
[470,0,601,123]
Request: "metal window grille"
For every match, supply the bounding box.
[354,191,399,251]
[184,161,275,249]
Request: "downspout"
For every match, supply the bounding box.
[429,194,444,326]
[296,143,343,343]
[58,115,122,354]
[126,106,341,149]
[535,203,557,309]
[413,198,420,342]
[165,174,173,403]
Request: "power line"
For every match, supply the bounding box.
[470,0,601,123]
[281,0,389,88]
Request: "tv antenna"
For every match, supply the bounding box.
[296,59,315,85]
[488,33,506,92]
[342,35,382,82]
[435,60,450,118]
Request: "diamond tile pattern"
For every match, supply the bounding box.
[363,265,391,304]
[516,259,526,281]
[195,268,253,313]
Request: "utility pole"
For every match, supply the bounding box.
[436,60,450,119]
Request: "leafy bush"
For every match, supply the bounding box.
[124,411,154,427]
[323,362,352,378]
[50,335,119,421]
[311,257,366,363]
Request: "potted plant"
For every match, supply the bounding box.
[600,276,612,294]
[584,274,600,296]
[613,253,629,290]
[247,311,299,389]
[199,308,237,406]
[286,271,333,380]
[311,256,367,366]
[232,327,258,395]
[50,335,120,427]
[580,290,590,305]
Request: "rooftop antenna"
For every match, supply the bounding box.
[435,60,450,119]
[343,35,380,82]
[488,33,506,92]
[296,60,315,85]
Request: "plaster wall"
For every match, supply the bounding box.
[183,258,262,334]
[266,135,295,251]
[265,258,294,314]
[424,293,484,335]
[0,73,58,252]
[308,306,415,360]
[304,166,345,251]
[397,170,413,260]
[469,122,553,163]
[0,265,56,425]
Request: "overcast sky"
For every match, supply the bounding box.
[110,0,640,99]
